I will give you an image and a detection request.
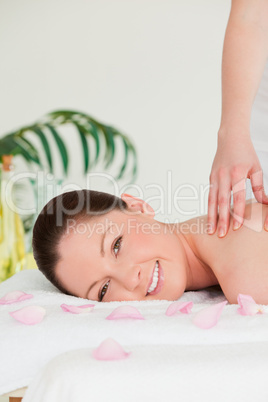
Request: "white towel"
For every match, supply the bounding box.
[1,269,268,397]
[22,342,268,402]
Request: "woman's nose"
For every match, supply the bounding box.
[112,263,141,292]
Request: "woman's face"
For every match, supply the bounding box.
[56,197,188,302]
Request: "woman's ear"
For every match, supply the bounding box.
[121,194,155,217]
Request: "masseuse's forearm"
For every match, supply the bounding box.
[219,0,268,134]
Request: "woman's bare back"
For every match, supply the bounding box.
[190,202,268,304]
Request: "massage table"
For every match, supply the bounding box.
[1,270,268,402]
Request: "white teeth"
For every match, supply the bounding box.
[148,261,159,293]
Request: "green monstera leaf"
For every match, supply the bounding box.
[0,110,137,181]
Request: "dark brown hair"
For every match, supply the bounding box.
[32,189,127,295]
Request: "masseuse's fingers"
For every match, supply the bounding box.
[250,169,268,205]
[250,169,268,232]
[208,131,266,236]
[207,183,218,234]
[264,212,268,232]
[231,176,246,230]
[217,177,231,238]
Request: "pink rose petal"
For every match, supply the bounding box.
[0,291,33,305]
[237,294,264,316]
[60,303,95,314]
[106,305,144,320]
[9,305,46,325]
[193,301,227,329]
[165,301,193,316]
[92,338,131,361]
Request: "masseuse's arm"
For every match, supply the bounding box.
[208,0,268,237]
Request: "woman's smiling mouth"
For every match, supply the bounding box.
[146,261,164,296]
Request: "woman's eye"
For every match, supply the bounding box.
[113,236,122,256]
[100,280,110,301]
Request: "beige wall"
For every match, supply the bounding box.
[0,0,231,221]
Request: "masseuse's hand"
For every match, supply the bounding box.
[208,128,268,237]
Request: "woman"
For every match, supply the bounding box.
[208,0,268,237]
[32,190,268,304]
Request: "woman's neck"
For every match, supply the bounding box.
[174,219,219,290]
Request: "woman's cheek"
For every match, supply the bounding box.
[130,231,151,249]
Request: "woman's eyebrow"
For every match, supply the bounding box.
[100,224,113,257]
[84,224,113,299]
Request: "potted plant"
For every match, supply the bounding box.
[0,109,137,179]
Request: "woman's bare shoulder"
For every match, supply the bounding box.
[214,201,268,304]
[233,200,268,232]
